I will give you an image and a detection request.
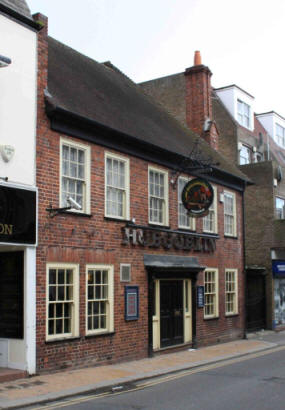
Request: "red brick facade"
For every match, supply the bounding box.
[35,17,245,373]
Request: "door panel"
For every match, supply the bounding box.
[0,252,24,339]
[246,275,266,331]
[160,280,183,348]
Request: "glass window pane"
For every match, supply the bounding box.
[49,269,56,285]
[49,286,56,301]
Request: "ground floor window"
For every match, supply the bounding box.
[86,265,114,335]
[225,269,238,315]
[46,263,79,341]
[204,269,219,318]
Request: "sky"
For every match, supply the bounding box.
[27,0,285,116]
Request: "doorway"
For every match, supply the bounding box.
[0,251,24,339]
[160,280,184,348]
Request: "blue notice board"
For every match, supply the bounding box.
[272,261,285,276]
[125,286,139,321]
[197,286,205,308]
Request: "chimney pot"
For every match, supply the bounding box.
[194,50,202,66]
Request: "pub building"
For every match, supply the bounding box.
[34,13,250,372]
[0,0,38,375]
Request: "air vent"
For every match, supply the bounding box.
[120,264,131,282]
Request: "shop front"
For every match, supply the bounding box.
[272,255,285,328]
[0,183,37,373]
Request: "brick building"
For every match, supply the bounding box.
[34,18,249,372]
[141,52,285,332]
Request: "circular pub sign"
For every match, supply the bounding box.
[181,178,214,217]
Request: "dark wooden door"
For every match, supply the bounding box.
[0,251,24,338]
[160,280,183,348]
[246,274,266,331]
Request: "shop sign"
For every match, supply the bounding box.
[125,286,139,321]
[0,185,36,245]
[181,178,214,218]
[272,261,285,276]
[122,226,216,253]
[197,286,205,308]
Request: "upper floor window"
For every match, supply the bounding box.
[203,186,217,233]
[148,166,168,226]
[224,191,237,236]
[237,99,250,128]
[276,197,285,219]
[276,124,285,148]
[239,145,251,165]
[105,153,130,220]
[60,139,90,214]
[178,177,195,230]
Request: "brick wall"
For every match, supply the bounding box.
[34,16,245,372]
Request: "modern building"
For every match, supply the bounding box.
[141,52,285,332]
[33,18,249,372]
[0,0,39,374]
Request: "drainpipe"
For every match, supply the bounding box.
[242,181,247,339]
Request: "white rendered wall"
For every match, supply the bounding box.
[216,86,255,131]
[0,14,37,186]
[0,13,37,375]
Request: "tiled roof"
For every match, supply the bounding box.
[0,0,32,20]
[47,37,249,182]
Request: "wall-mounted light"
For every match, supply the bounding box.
[46,196,82,217]
[0,54,12,68]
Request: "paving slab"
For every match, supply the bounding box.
[0,338,277,409]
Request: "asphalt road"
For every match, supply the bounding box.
[34,335,285,410]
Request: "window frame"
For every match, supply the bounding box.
[239,144,251,165]
[225,269,238,316]
[237,99,251,129]
[104,152,130,220]
[276,197,285,220]
[46,263,79,342]
[204,268,219,319]
[148,166,169,226]
[203,185,218,234]
[224,190,237,237]
[276,124,285,148]
[60,138,91,214]
[85,264,114,336]
[177,176,195,231]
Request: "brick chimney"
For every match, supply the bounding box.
[184,51,218,150]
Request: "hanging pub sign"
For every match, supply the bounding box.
[181,178,214,218]
[0,185,37,245]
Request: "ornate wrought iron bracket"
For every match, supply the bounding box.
[170,139,219,189]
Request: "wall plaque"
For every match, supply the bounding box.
[197,286,205,308]
[125,286,139,321]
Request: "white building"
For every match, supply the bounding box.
[0,0,39,375]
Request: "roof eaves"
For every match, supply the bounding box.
[0,3,41,30]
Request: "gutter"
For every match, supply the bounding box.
[0,4,42,30]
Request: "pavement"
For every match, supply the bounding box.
[0,330,282,409]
